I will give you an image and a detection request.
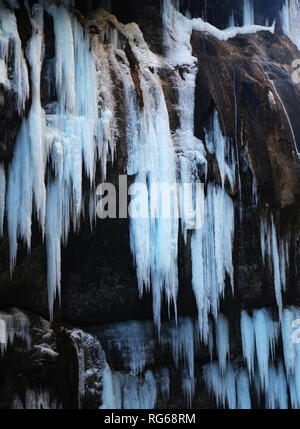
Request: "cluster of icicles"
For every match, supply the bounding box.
[0,0,298,410]
[96,307,300,410]
[205,307,300,409]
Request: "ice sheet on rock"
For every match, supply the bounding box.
[101,363,121,409]
[266,363,288,409]
[12,389,62,409]
[161,0,275,66]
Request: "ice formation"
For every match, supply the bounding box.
[260,216,289,319]
[0,0,280,332]
[162,0,274,67]
[280,0,300,51]
[204,307,300,409]
[216,314,230,374]
[12,389,62,409]
[243,0,254,27]
[70,329,105,409]
[0,163,5,236]
[0,308,31,355]
[99,317,197,408]
[0,0,297,411]
[262,65,299,156]
[99,307,300,410]
[2,1,114,318]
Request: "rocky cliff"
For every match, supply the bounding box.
[0,0,300,409]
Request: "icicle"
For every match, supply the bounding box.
[6,3,46,273]
[280,0,300,51]
[241,310,255,378]
[253,308,278,390]
[228,11,235,28]
[265,364,288,409]
[99,320,155,375]
[6,2,107,318]
[260,215,288,320]
[205,110,236,190]
[216,314,230,374]
[70,329,105,409]
[0,163,5,236]
[119,39,179,330]
[0,308,31,355]
[169,317,195,403]
[100,318,197,407]
[155,368,170,401]
[243,0,254,26]
[203,362,237,409]
[0,1,29,113]
[101,363,121,409]
[262,65,299,156]
[123,371,157,409]
[17,388,62,409]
